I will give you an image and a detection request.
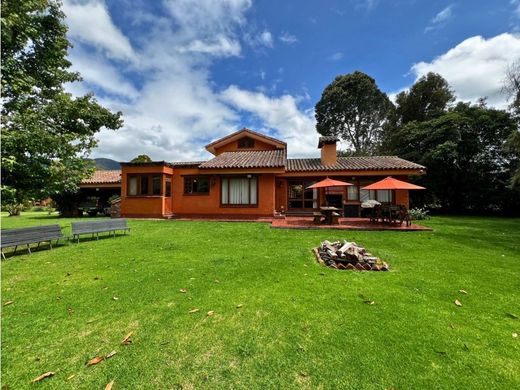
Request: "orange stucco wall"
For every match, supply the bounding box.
[320,143,337,166]
[171,169,276,217]
[119,163,419,218]
[395,190,409,208]
[214,138,279,155]
[120,164,174,218]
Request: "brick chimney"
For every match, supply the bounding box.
[318,136,338,166]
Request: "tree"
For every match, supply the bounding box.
[393,72,455,125]
[502,61,520,115]
[501,61,520,189]
[315,71,393,155]
[130,154,153,163]
[1,0,123,215]
[386,102,519,214]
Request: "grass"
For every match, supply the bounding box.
[1,212,519,389]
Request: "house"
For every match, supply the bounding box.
[109,128,425,219]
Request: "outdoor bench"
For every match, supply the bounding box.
[71,219,130,243]
[313,211,324,223]
[1,224,64,259]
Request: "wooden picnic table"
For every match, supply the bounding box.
[319,206,341,225]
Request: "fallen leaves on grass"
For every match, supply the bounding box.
[105,380,115,390]
[67,374,75,380]
[364,300,375,305]
[454,300,463,307]
[513,333,518,338]
[236,304,243,308]
[207,311,214,317]
[67,307,75,315]
[3,300,14,306]
[106,350,117,359]
[506,312,518,320]
[458,289,468,294]
[31,372,55,382]
[189,308,200,314]
[179,288,187,293]
[112,297,119,301]
[121,332,133,345]
[86,356,103,366]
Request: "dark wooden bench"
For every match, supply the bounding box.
[313,211,324,224]
[1,225,64,259]
[71,219,130,243]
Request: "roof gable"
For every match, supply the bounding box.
[205,128,286,155]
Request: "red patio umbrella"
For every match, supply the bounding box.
[306,178,353,189]
[361,176,425,190]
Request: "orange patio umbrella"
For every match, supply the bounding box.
[306,178,353,189]
[361,176,425,190]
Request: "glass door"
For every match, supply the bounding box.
[288,180,317,210]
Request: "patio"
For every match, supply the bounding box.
[271,216,432,231]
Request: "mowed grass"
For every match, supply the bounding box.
[1,213,519,389]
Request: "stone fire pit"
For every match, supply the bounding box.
[313,240,389,271]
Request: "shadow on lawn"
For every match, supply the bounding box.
[1,233,126,260]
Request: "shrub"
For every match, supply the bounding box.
[409,207,429,220]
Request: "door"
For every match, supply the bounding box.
[288,180,317,210]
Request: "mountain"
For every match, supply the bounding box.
[88,158,121,170]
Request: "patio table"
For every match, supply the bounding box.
[319,206,341,225]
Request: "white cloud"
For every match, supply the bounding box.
[354,0,379,11]
[68,48,139,99]
[62,0,317,161]
[512,0,520,18]
[63,0,135,61]
[425,4,454,33]
[244,30,274,49]
[279,31,298,44]
[411,33,520,108]
[328,52,344,61]
[220,86,318,157]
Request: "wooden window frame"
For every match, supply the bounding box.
[126,174,163,197]
[220,175,259,208]
[183,175,210,195]
[237,136,255,149]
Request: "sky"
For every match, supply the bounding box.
[62,0,520,162]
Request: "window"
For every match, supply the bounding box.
[347,185,359,200]
[165,179,172,197]
[221,176,258,206]
[128,176,138,196]
[140,176,149,195]
[377,190,392,203]
[127,174,163,196]
[152,175,162,195]
[184,176,209,194]
[238,137,255,148]
[360,189,376,202]
[288,180,316,209]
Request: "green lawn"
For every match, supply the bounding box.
[1,213,519,389]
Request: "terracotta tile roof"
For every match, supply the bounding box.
[286,156,425,172]
[171,161,206,167]
[82,170,121,184]
[318,136,339,148]
[199,150,286,169]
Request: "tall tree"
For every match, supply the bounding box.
[394,72,455,125]
[501,61,520,188]
[130,154,153,163]
[387,102,519,214]
[315,71,393,155]
[1,0,123,214]
[502,61,520,115]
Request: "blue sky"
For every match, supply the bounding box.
[62,0,520,161]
